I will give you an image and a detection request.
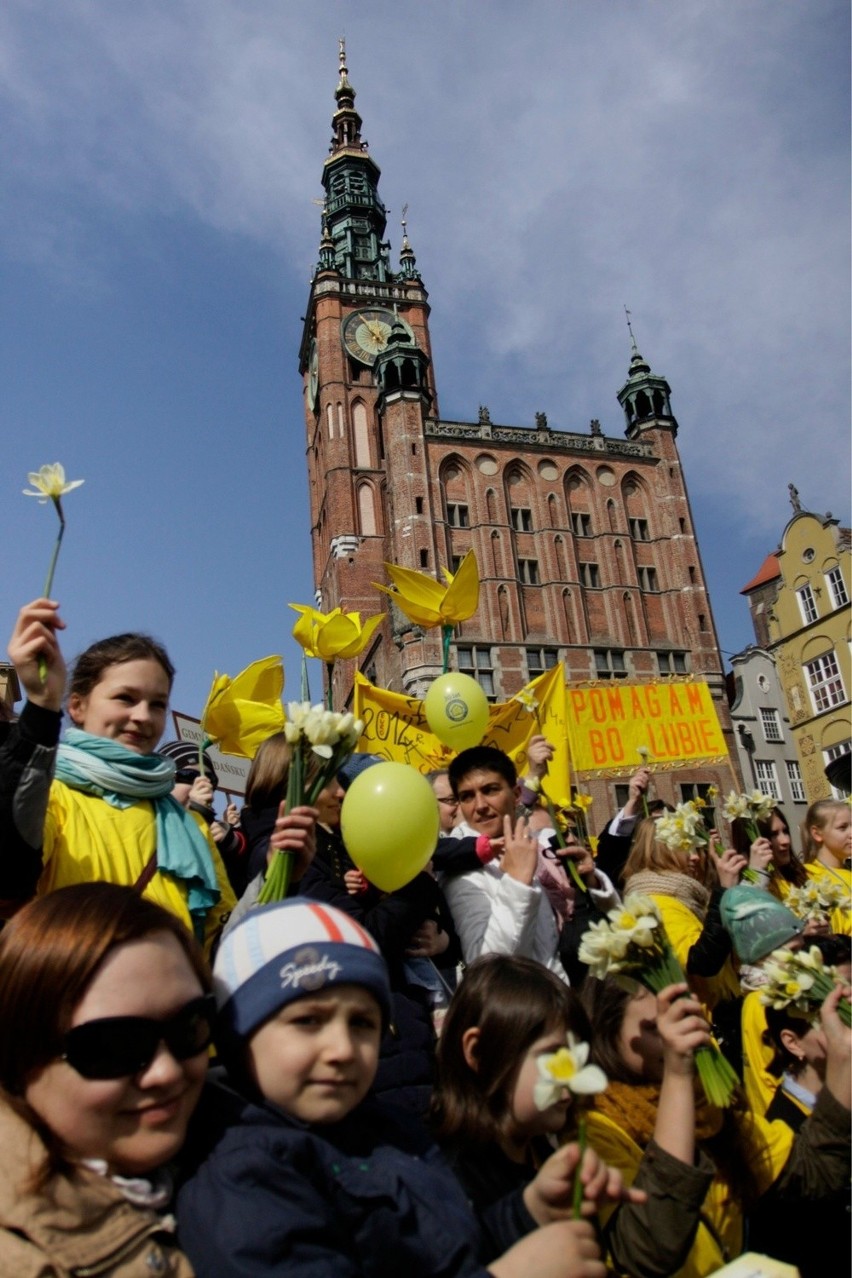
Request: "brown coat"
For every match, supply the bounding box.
[0,1102,195,1277]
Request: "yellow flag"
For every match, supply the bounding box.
[352,663,571,806]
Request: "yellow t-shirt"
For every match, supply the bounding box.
[41,780,235,954]
[741,987,777,1116]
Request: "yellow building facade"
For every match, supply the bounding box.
[744,507,851,803]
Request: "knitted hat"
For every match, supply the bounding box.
[213,899,391,1046]
[337,752,383,789]
[720,884,805,964]
[157,740,220,790]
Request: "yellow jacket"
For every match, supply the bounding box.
[41,780,235,954]
[651,893,741,1011]
[587,1105,793,1278]
[805,861,851,935]
[741,988,776,1115]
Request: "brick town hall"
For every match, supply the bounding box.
[298,45,740,813]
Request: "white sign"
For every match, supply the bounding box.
[170,713,252,798]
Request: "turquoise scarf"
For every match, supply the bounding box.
[56,729,219,938]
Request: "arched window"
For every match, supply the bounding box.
[352,401,370,468]
[358,484,376,536]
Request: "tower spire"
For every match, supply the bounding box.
[624,304,639,355]
[398,202,421,281]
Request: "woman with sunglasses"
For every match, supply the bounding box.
[0,881,212,1276]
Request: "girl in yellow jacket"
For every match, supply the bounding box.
[801,799,852,935]
[581,974,851,1278]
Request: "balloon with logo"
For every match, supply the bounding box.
[423,672,489,752]
[341,762,440,892]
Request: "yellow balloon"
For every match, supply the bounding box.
[423,672,490,751]
[340,762,440,893]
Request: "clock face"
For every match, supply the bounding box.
[341,308,413,365]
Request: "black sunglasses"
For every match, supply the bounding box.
[61,994,216,1080]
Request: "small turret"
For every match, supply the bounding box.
[616,308,678,438]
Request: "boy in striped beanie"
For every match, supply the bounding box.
[212,898,391,1122]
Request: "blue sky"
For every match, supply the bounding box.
[2,1,849,743]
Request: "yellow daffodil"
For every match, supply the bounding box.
[373,549,480,630]
[200,656,286,758]
[571,793,594,813]
[290,605,384,662]
[514,688,539,715]
[23,463,85,503]
[534,1034,608,1109]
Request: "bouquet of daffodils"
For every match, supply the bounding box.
[257,703,364,903]
[655,801,710,855]
[759,945,851,1027]
[534,1034,608,1218]
[784,879,850,926]
[578,893,740,1106]
[722,788,777,883]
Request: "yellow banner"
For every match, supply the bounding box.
[566,681,728,774]
[353,664,571,805]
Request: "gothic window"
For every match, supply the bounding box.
[486,488,498,523]
[357,484,376,536]
[656,651,689,676]
[419,549,429,568]
[629,517,649,540]
[511,507,533,532]
[607,501,618,533]
[526,647,559,679]
[594,649,627,680]
[638,566,659,592]
[579,562,600,588]
[337,402,345,438]
[352,402,370,467]
[571,512,591,536]
[447,503,470,528]
[517,558,540,585]
[456,645,496,700]
[554,535,567,579]
[326,403,334,440]
[490,531,501,577]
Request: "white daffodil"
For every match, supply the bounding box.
[636,746,650,763]
[533,1034,608,1110]
[23,463,85,503]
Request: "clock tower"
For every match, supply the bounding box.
[299,41,444,704]
[298,44,741,808]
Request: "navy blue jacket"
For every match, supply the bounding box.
[177,1079,501,1278]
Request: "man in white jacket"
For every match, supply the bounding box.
[441,744,619,984]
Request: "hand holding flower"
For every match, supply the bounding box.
[523,1143,647,1225]
[267,803,318,883]
[715,847,747,889]
[657,984,713,1077]
[748,836,774,876]
[526,734,555,779]
[8,599,67,711]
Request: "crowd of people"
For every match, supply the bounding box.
[0,595,849,1277]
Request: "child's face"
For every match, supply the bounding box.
[246,985,382,1124]
[815,807,852,860]
[508,1024,573,1143]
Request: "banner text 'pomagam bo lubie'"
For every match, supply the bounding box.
[566,680,728,774]
[352,663,571,806]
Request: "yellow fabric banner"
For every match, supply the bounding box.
[352,663,571,805]
[565,680,728,775]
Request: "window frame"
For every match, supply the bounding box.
[456,644,497,700]
[759,707,783,743]
[594,648,628,680]
[796,584,819,625]
[754,759,781,801]
[804,650,846,713]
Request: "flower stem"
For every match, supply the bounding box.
[441,625,453,674]
[572,1114,587,1219]
[326,663,334,711]
[38,501,65,684]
